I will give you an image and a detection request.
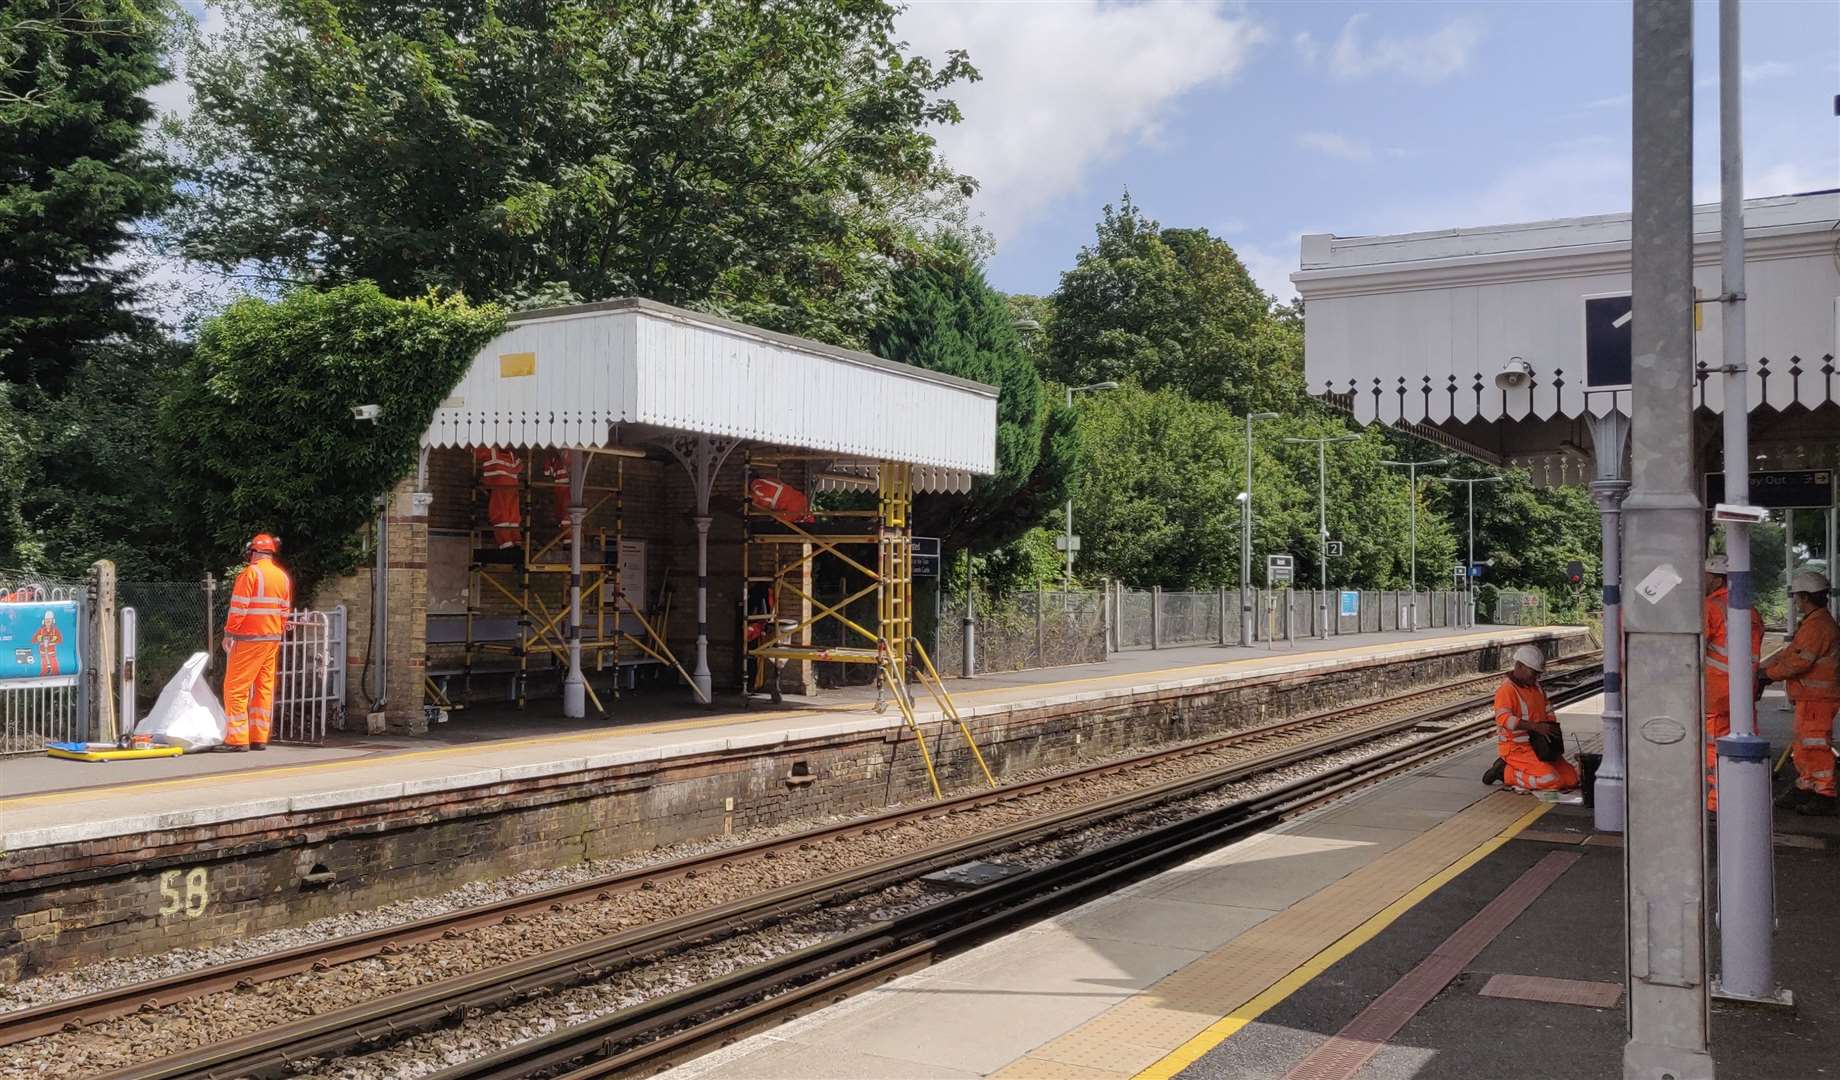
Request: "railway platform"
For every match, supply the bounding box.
[0,624,1590,982]
[669,690,1836,1080]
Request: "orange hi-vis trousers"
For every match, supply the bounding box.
[223,638,280,746]
[1792,700,1838,797]
[1704,711,1731,811]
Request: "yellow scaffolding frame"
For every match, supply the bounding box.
[746,460,994,798]
[458,450,705,713]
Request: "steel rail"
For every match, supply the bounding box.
[0,655,1596,1047]
[441,676,1608,1080]
[93,669,1602,1080]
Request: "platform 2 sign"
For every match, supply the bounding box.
[1704,469,1833,510]
[0,600,81,687]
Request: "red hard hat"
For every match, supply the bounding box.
[247,533,281,555]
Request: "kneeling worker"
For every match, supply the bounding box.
[1483,645,1579,791]
[1759,571,1838,815]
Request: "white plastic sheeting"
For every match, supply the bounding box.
[131,652,226,751]
[423,298,999,475]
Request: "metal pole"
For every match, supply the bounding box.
[1408,465,1417,630]
[1244,414,1254,647]
[1318,442,1328,637]
[1065,387,1076,593]
[563,449,587,718]
[1625,2,1714,1075]
[1711,0,1781,1006]
[961,545,976,677]
[1590,412,1631,833]
[1466,483,1476,627]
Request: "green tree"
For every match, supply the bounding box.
[1070,385,1452,590]
[159,283,504,596]
[868,237,1076,553]
[1,0,178,392]
[0,384,35,567]
[1430,459,1601,604]
[176,0,975,346]
[1044,193,1303,414]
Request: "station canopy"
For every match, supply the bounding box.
[422,298,998,492]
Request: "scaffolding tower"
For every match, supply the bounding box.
[744,459,994,798]
[437,449,702,714]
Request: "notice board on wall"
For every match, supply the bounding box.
[601,539,647,614]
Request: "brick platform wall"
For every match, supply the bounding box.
[0,634,1588,979]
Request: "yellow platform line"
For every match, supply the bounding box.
[2,627,1566,812]
[1132,800,1552,1080]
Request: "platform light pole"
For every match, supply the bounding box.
[1380,457,1452,631]
[1710,0,1783,1009]
[1625,2,1714,1075]
[1063,382,1119,593]
[1286,434,1358,637]
[1241,412,1280,646]
[1431,474,1502,631]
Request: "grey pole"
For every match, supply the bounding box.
[563,449,587,719]
[1383,458,1452,631]
[962,545,976,677]
[1589,412,1631,833]
[1242,412,1278,647]
[1287,434,1357,638]
[1711,0,1783,1007]
[1625,3,1714,1076]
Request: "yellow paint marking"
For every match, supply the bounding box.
[1129,800,1554,1080]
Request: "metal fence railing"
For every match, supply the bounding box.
[275,607,347,743]
[1492,591,1546,626]
[934,590,1107,678]
[1107,586,1473,652]
[1,572,87,755]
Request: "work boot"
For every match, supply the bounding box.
[1795,794,1838,817]
[251,742,268,752]
[1482,757,1506,786]
[223,744,249,753]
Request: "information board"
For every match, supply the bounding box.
[1704,469,1833,510]
[0,600,81,687]
[912,536,941,578]
[1339,591,1359,618]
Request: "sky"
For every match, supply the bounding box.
[146,0,1839,313]
[896,0,1840,302]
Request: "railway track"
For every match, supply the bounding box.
[60,661,1603,1080]
[0,653,1594,1051]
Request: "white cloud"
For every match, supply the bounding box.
[1293,31,1320,66]
[1742,60,1795,83]
[1297,131,1373,162]
[144,0,228,125]
[1327,13,1483,84]
[1234,236,1302,303]
[1583,92,1631,111]
[899,2,1267,240]
[1384,148,1630,234]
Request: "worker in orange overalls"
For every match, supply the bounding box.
[1702,554,1763,811]
[1482,645,1580,791]
[542,451,573,544]
[474,446,523,549]
[30,610,62,677]
[1759,570,1838,815]
[222,533,293,751]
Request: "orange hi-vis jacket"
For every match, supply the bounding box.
[475,447,522,489]
[1704,585,1764,713]
[1764,606,1840,702]
[225,557,293,641]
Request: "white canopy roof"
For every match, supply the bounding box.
[421,298,999,476]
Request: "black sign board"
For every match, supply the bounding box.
[911,535,941,578]
[1705,470,1834,510]
[1584,294,1633,389]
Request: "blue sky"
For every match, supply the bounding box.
[899,1,1840,301]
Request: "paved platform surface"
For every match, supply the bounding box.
[668,691,1836,1080]
[0,625,1581,853]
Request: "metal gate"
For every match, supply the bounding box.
[274,607,346,744]
[1,580,87,755]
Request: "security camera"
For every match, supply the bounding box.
[352,404,381,422]
[1494,358,1533,390]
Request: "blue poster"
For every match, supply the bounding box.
[0,601,81,687]
[1339,591,1359,618]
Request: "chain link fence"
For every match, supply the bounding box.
[119,579,217,712]
[1491,591,1546,626]
[934,590,1107,678]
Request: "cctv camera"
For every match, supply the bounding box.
[1494,358,1533,391]
[352,404,382,422]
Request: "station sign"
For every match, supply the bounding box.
[1324,540,1344,558]
[911,536,941,578]
[1453,565,1467,584]
[1704,469,1833,510]
[1266,554,1294,586]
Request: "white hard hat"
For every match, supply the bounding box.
[1512,645,1547,672]
[1704,554,1728,575]
[1789,570,1830,595]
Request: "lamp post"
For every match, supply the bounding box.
[1241,412,1280,646]
[1432,475,1502,628]
[1380,457,1452,631]
[1285,434,1359,637]
[1062,382,1120,593]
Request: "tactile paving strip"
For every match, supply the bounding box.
[990,790,1540,1080]
[1480,973,1623,1008]
[1278,850,1580,1080]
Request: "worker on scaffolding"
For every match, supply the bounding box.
[475,446,523,549]
[222,533,292,751]
[542,450,573,546]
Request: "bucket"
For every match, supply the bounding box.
[1579,752,1603,807]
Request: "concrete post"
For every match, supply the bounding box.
[1624,3,1715,1076]
[1590,410,1631,834]
[692,514,712,703]
[1710,0,1783,1006]
[1151,586,1162,649]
